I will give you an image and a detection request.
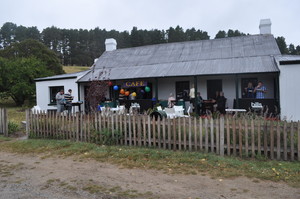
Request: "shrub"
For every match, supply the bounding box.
[8,121,20,135]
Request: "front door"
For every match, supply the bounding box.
[207,79,222,99]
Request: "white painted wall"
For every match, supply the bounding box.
[278,63,300,121]
[36,78,80,111]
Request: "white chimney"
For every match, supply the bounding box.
[105,38,117,51]
[259,19,272,34]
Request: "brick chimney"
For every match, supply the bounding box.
[259,19,272,34]
[105,38,117,51]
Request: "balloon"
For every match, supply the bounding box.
[108,81,113,86]
[125,91,130,96]
[145,86,150,92]
[132,92,137,97]
[113,85,119,91]
[120,89,125,94]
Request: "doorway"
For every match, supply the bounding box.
[207,79,222,99]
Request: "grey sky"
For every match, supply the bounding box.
[1,0,299,45]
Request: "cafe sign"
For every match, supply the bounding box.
[123,80,147,88]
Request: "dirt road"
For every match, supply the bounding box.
[0,151,299,199]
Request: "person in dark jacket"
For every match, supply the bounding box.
[217,91,227,114]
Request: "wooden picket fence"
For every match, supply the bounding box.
[26,110,300,161]
[0,108,8,136]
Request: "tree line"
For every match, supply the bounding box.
[1,22,299,67]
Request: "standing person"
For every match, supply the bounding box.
[217,91,227,114]
[168,93,176,108]
[254,81,267,99]
[56,89,65,113]
[244,82,255,98]
[196,92,203,115]
[64,89,74,115]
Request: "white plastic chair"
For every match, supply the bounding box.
[157,106,163,111]
[173,105,184,116]
[164,108,176,119]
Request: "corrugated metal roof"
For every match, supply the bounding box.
[78,34,280,82]
[275,55,300,62]
[35,70,90,81]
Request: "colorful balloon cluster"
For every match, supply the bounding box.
[108,81,151,95]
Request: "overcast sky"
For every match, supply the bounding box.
[1,0,299,45]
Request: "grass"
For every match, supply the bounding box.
[63,65,89,74]
[0,138,299,188]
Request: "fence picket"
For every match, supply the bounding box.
[264,121,268,158]
[245,119,248,157]
[276,122,281,160]
[183,117,187,150]
[239,119,243,157]
[138,116,142,147]
[129,114,132,146]
[251,119,255,158]
[143,115,146,146]
[291,122,295,161]
[257,120,261,156]
[199,117,203,151]
[124,114,128,146]
[163,117,166,149]
[157,117,161,149]
[168,118,171,150]
[194,118,197,151]
[152,117,156,147]
[216,118,219,155]
[270,121,274,159]
[189,117,192,151]
[226,117,230,156]
[232,119,236,156]
[210,118,214,152]
[173,118,177,150]
[133,115,136,146]
[205,118,208,153]
[147,116,151,147]
[178,117,182,150]
[220,117,224,156]
[283,121,287,161]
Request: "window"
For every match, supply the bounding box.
[241,78,257,98]
[176,81,190,101]
[49,86,64,104]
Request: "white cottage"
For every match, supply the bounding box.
[35,19,300,120]
[35,70,89,112]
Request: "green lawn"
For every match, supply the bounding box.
[0,137,299,188]
[63,65,89,73]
